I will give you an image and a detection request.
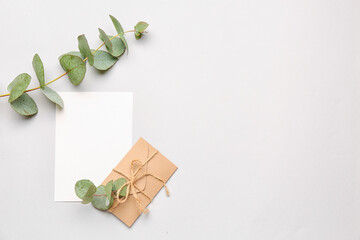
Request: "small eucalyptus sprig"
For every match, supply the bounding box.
[1,15,149,117]
[75,178,127,210]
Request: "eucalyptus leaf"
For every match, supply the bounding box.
[41,86,64,108]
[105,180,113,201]
[113,178,127,197]
[98,28,113,55]
[109,15,124,34]
[134,21,149,40]
[10,93,38,116]
[8,73,31,103]
[108,14,128,53]
[59,54,86,86]
[32,54,45,89]
[78,34,94,66]
[99,35,125,57]
[82,185,96,204]
[119,34,128,54]
[75,179,96,200]
[91,50,118,71]
[92,185,114,211]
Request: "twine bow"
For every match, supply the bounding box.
[110,150,170,214]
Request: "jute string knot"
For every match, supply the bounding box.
[110,150,169,214]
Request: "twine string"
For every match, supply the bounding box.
[110,150,170,214]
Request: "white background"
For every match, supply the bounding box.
[0,0,360,239]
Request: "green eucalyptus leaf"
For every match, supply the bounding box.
[59,54,86,86]
[119,34,128,54]
[112,178,127,197]
[82,184,96,204]
[91,50,118,71]
[109,15,124,34]
[110,36,125,57]
[99,35,125,57]
[92,185,114,211]
[78,34,94,66]
[8,73,31,103]
[98,28,113,55]
[134,21,149,40]
[41,86,64,108]
[135,21,149,34]
[105,180,113,201]
[10,93,38,116]
[32,54,45,89]
[75,179,96,200]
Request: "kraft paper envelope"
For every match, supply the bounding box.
[102,138,178,227]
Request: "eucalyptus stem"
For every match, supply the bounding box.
[0,30,136,98]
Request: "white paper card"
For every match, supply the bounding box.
[54,92,133,201]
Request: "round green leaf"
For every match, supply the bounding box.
[135,21,149,33]
[41,86,64,108]
[91,50,118,71]
[134,21,149,40]
[105,180,113,201]
[8,73,31,103]
[82,185,96,204]
[92,185,114,211]
[32,54,45,89]
[100,35,125,57]
[75,179,95,200]
[98,28,113,55]
[113,178,127,197]
[78,34,94,66]
[10,92,38,116]
[59,54,86,86]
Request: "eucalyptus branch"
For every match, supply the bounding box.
[0,30,135,98]
[2,15,148,117]
[75,178,127,210]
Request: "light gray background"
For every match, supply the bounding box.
[0,0,360,239]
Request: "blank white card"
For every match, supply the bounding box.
[54,92,133,201]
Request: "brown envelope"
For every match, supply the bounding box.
[101,138,178,227]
